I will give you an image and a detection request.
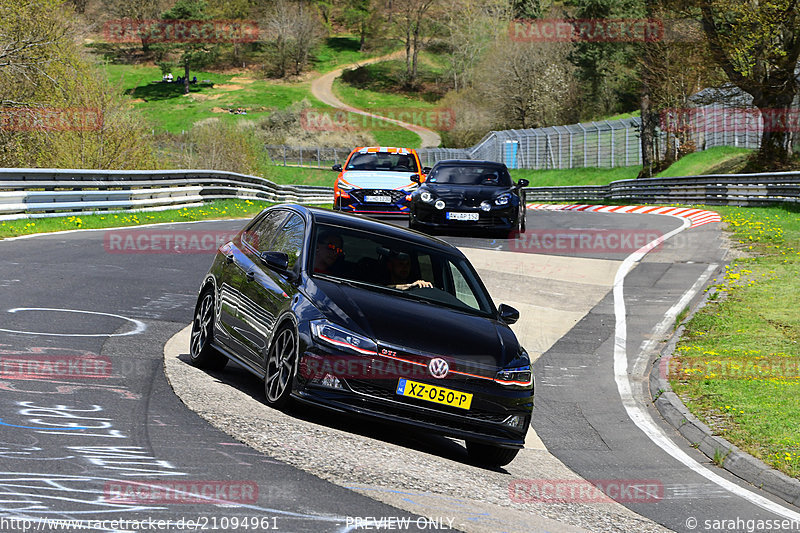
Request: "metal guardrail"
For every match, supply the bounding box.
[0,168,334,221]
[3,168,798,222]
[523,172,800,206]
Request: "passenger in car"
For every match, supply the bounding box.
[313,232,346,275]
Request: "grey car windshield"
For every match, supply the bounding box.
[309,224,494,316]
[428,165,511,186]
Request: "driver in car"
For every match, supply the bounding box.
[385,252,433,290]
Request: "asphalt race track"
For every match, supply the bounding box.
[0,208,799,533]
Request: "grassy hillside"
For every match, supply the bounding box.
[104,64,324,134]
[656,146,753,177]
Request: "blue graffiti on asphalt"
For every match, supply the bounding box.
[0,418,87,430]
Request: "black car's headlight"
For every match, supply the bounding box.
[494,193,512,206]
[494,365,533,387]
[310,320,377,356]
[420,191,434,203]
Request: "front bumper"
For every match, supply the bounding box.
[410,203,518,230]
[295,350,533,448]
[336,189,411,215]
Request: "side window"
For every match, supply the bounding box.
[245,210,288,251]
[447,261,479,310]
[270,214,305,269]
[418,254,434,286]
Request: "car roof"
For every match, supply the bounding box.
[431,159,507,168]
[284,205,458,253]
[350,146,417,155]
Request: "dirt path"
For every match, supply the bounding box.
[310,51,442,148]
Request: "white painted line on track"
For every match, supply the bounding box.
[0,308,146,337]
[632,263,718,378]
[612,217,800,520]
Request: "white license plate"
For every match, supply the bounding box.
[446,212,479,221]
[365,195,392,203]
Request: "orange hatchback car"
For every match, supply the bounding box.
[332,146,430,215]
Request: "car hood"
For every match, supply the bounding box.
[341,170,418,190]
[423,184,512,201]
[309,278,520,372]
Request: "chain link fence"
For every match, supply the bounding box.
[161,103,797,171]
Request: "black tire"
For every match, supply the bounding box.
[264,325,297,409]
[466,441,520,468]
[189,289,228,371]
[519,206,526,233]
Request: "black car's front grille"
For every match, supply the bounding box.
[347,379,511,425]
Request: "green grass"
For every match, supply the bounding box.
[509,165,641,186]
[0,198,334,240]
[261,165,338,186]
[598,110,641,121]
[670,204,800,479]
[0,200,271,239]
[104,64,324,133]
[656,146,753,178]
[311,36,399,73]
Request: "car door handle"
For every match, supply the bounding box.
[225,253,234,264]
[246,271,255,282]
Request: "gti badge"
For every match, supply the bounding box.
[428,358,449,379]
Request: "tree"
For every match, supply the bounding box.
[385,0,441,87]
[697,0,800,167]
[568,0,644,119]
[263,0,325,78]
[0,0,156,169]
[103,0,163,54]
[440,0,509,91]
[475,37,579,129]
[341,0,378,50]
[159,0,218,95]
[638,6,721,177]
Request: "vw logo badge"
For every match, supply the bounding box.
[428,358,449,379]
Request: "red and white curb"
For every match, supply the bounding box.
[527,204,722,228]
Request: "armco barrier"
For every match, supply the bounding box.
[0,168,333,221]
[3,168,799,221]
[523,171,800,206]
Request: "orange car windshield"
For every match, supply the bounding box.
[345,152,418,173]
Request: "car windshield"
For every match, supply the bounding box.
[309,224,494,316]
[427,165,512,186]
[345,152,419,172]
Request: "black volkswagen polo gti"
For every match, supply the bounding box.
[408,160,529,235]
[190,205,534,466]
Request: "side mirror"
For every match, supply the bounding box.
[410,174,421,183]
[517,178,529,188]
[422,167,432,174]
[260,251,289,271]
[498,303,519,325]
[332,164,342,172]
